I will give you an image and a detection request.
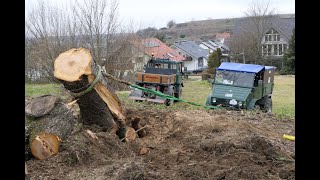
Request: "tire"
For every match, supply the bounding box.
[174,86,182,102]
[165,92,174,106]
[165,87,174,106]
[262,98,272,113]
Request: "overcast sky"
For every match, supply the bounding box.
[25,0,295,29]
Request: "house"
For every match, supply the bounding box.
[232,14,295,67]
[141,38,185,61]
[215,32,231,44]
[130,38,185,72]
[199,40,230,62]
[260,15,295,60]
[171,40,209,73]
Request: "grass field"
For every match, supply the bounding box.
[25,75,295,119]
[25,83,70,99]
[272,75,295,119]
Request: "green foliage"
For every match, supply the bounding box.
[180,34,186,38]
[207,48,222,74]
[282,28,295,74]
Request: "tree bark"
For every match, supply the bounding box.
[25,95,59,118]
[53,48,126,133]
[26,96,76,160]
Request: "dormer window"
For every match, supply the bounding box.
[264,28,280,42]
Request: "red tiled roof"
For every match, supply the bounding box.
[141,38,185,61]
[216,32,231,40]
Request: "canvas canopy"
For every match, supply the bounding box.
[217,62,275,73]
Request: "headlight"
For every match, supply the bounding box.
[212,98,216,102]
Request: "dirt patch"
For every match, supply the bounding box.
[26,108,295,180]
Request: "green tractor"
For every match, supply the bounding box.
[205,62,276,112]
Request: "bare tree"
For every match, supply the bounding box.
[73,0,121,66]
[167,20,176,29]
[230,0,275,64]
[25,1,78,82]
[25,0,137,87]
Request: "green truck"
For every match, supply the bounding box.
[129,58,184,106]
[205,62,276,112]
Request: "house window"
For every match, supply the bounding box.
[267,45,272,55]
[264,28,280,42]
[262,45,267,56]
[198,59,203,67]
[279,44,283,55]
[274,44,278,55]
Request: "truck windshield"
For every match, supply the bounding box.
[215,70,255,88]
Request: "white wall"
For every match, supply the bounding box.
[183,58,208,71]
[184,61,196,71]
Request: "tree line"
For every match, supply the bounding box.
[25,0,141,87]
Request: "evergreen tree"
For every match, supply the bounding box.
[207,48,222,74]
[282,28,295,74]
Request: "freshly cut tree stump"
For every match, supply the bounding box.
[26,96,76,160]
[53,48,126,132]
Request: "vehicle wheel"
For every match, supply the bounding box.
[262,98,272,113]
[174,87,182,102]
[165,92,174,106]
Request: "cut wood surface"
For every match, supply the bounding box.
[30,133,61,160]
[118,127,137,142]
[124,127,137,142]
[54,48,126,131]
[25,95,59,118]
[54,48,92,82]
[26,96,76,160]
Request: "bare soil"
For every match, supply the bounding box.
[26,107,295,180]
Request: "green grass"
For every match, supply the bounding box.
[272,75,295,119]
[25,83,70,99]
[116,76,212,111]
[25,75,295,119]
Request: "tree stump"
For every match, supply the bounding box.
[25,95,76,160]
[53,48,126,133]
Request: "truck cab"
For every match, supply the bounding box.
[129,58,184,106]
[205,62,276,112]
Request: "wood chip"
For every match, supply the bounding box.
[86,129,98,139]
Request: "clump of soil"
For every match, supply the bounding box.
[26,108,295,180]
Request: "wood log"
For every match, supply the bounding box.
[26,96,76,160]
[131,118,147,138]
[53,48,126,132]
[118,127,137,142]
[25,95,59,118]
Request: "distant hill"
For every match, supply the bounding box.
[137,14,295,46]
